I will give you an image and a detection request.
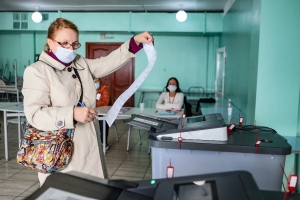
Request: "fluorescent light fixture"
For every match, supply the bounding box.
[32,7,42,23]
[176,10,187,22]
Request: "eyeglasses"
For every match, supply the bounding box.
[53,39,81,50]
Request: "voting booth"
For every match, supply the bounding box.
[124,113,291,191]
[25,170,300,200]
[26,171,266,200]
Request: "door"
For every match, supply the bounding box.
[215,47,226,97]
[86,43,135,106]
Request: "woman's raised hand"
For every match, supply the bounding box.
[134,32,154,46]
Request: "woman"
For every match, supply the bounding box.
[94,78,110,150]
[22,18,153,186]
[156,77,184,110]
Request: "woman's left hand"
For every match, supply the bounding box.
[134,32,154,46]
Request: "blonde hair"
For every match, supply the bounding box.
[44,18,79,51]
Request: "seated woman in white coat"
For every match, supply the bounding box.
[156,77,184,110]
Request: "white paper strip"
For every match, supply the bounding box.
[105,43,157,126]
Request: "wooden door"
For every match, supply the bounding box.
[86,43,134,106]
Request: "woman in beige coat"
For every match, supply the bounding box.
[22,18,153,186]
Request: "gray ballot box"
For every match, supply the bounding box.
[123,113,291,191]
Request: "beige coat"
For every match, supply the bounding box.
[22,40,135,185]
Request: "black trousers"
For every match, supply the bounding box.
[99,119,109,145]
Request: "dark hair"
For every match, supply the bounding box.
[164,77,182,93]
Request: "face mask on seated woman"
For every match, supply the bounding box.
[168,85,177,92]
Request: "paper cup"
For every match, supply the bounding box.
[140,103,145,111]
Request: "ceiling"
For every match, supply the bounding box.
[0,0,229,12]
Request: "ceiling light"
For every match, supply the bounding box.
[32,7,42,23]
[176,10,187,22]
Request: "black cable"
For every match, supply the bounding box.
[226,124,277,133]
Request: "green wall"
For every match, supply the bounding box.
[0,32,34,79]
[221,0,300,135]
[255,1,300,189]
[221,0,300,191]
[0,12,223,33]
[220,0,260,123]
[0,12,221,106]
[256,0,300,137]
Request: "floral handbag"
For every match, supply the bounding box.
[16,64,82,173]
[16,125,74,173]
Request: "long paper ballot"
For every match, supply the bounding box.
[105,42,157,126]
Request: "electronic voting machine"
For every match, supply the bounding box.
[123,113,228,141]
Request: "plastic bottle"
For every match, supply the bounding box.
[228,99,233,116]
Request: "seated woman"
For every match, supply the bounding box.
[156,77,184,110]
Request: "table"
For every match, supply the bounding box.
[95,106,183,154]
[191,97,247,125]
[2,104,176,159]
[0,87,21,102]
[0,102,25,161]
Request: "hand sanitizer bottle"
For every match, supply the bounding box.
[228,99,233,116]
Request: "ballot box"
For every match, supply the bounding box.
[149,125,291,191]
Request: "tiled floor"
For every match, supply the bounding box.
[0,112,152,200]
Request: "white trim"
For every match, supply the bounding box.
[215,47,226,98]
[223,0,236,17]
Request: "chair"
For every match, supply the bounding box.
[112,122,119,142]
[143,99,157,108]
[188,86,205,95]
[183,96,193,117]
[7,116,27,134]
[109,96,121,142]
[127,98,158,152]
[126,125,142,151]
[187,86,205,111]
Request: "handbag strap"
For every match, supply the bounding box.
[38,60,83,104]
[73,68,83,103]
[24,125,75,140]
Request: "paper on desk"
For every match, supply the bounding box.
[105,43,156,126]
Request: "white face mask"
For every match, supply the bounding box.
[95,83,100,90]
[55,46,77,63]
[167,85,177,92]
